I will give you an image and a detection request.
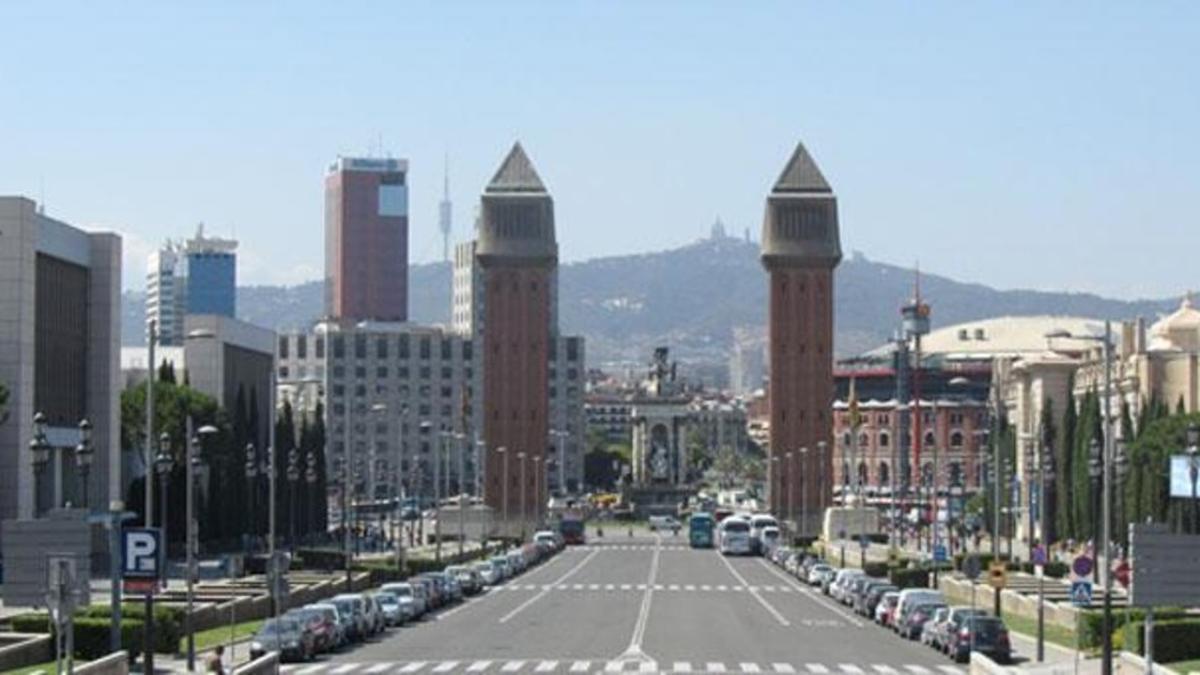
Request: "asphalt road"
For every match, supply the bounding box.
[279,532,973,674]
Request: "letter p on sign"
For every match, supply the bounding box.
[122,528,160,579]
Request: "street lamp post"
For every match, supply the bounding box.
[532,455,543,530]
[186,424,216,671]
[799,447,809,541]
[156,433,174,555]
[245,443,258,553]
[30,412,51,515]
[305,451,318,550]
[498,447,509,541]
[817,441,827,540]
[1088,439,1103,583]
[784,451,794,541]
[75,419,93,508]
[456,433,467,558]
[1187,422,1200,534]
[518,452,528,541]
[287,449,300,553]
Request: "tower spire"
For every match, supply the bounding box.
[439,152,452,263]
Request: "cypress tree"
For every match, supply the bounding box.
[1041,398,1057,544]
[1059,386,1077,540]
[311,402,329,533]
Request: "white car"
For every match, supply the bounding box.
[649,515,681,532]
[807,563,833,585]
[474,561,500,586]
[718,518,752,555]
[380,582,424,619]
[829,569,864,603]
[759,526,781,555]
[748,514,779,553]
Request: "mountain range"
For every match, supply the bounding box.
[121,235,1185,381]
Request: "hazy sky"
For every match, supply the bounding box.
[2,2,1196,299]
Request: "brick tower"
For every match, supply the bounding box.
[760,142,842,535]
[476,143,557,533]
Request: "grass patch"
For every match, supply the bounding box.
[1167,658,1200,673]
[184,618,264,653]
[1000,610,1087,654]
[4,660,87,675]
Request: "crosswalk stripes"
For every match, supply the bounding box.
[279,661,962,673]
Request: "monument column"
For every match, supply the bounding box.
[760,142,843,534]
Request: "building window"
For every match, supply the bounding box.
[949,412,964,426]
[878,462,890,486]
[399,334,410,359]
[879,431,890,448]
[441,338,452,359]
[567,338,579,362]
[950,431,964,448]
[420,366,431,379]
[377,367,388,378]
[377,337,388,359]
[355,334,367,359]
[278,336,289,359]
[924,431,936,448]
[315,336,324,358]
[296,335,307,359]
[355,366,366,379]
[463,340,473,360]
[333,365,345,378]
[441,366,452,379]
[279,366,289,379]
[333,335,345,358]
[420,337,431,360]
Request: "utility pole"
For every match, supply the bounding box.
[143,319,156,675]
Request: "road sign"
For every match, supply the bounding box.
[1070,580,1093,607]
[1072,555,1093,579]
[122,528,162,580]
[963,555,982,581]
[988,561,1007,589]
[1114,560,1131,589]
[1032,545,1047,566]
[859,536,870,551]
[933,545,948,563]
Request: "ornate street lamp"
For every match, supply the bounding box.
[245,443,258,551]
[30,412,51,514]
[155,432,175,554]
[287,448,300,552]
[75,418,94,508]
[1088,438,1103,583]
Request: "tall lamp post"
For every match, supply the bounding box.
[784,451,794,541]
[517,452,527,541]
[154,434,175,579]
[30,412,51,515]
[305,451,318,549]
[244,443,258,553]
[1088,439,1103,584]
[287,449,300,553]
[532,455,543,530]
[497,447,508,541]
[186,424,216,671]
[1187,422,1200,534]
[816,441,827,541]
[75,419,93,508]
[799,447,809,541]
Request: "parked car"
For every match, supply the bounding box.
[362,593,387,634]
[409,579,433,615]
[380,582,424,620]
[648,515,681,532]
[331,594,370,641]
[894,589,944,634]
[373,591,405,626]
[250,618,315,662]
[759,526,781,554]
[856,581,897,617]
[874,592,900,626]
[829,569,864,602]
[491,556,513,580]
[920,607,950,646]
[940,608,990,656]
[474,560,500,586]
[950,616,1012,664]
[900,602,946,640]
[446,565,482,595]
[284,607,336,653]
[807,563,833,586]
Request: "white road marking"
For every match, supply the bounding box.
[589,584,600,590]
[706,663,726,673]
[838,666,863,674]
[501,661,527,672]
[756,558,865,629]
[673,662,692,672]
[279,667,299,674]
[717,554,790,627]
[935,668,961,675]
[772,665,796,673]
[685,584,696,591]
[498,549,600,624]
[535,660,559,671]
[779,587,792,593]
[621,584,632,590]
[717,585,728,591]
[637,584,647,591]
[331,665,360,674]
[466,661,493,672]
[559,584,570,590]
[701,584,712,591]
[620,535,663,657]
[806,665,829,674]
[904,668,930,674]
[653,584,665,591]
[364,664,393,674]
[432,662,459,673]
[741,663,762,672]
[639,663,656,673]
[669,584,680,591]
[570,661,591,672]
[295,666,326,675]
[606,584,615,590]
[398,664,427,673]
[871,666,897,674]
[762,585,775,592]
[604,662,624,672]
[572,584,584,590]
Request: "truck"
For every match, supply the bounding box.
[559,511,586,545]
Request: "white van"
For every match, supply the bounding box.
[893,588,944,635]
[749,514,779,554]
[718,517,752,555]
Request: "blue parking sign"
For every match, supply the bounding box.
[122,528,161,580]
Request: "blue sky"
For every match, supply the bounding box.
[1,2,1196,299]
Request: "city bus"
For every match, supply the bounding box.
[689,512,715,548]
[559,512,586,545]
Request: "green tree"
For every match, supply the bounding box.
[1040,398,1058,544]
[1057,386,1077,540]
[1126,412,1200,533]
[158,360,177,384]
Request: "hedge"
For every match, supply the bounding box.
[10,614,146,660]
[13,605,182,654]
[1120,619,1200,663]
[863,562,890,578]
[1076,608,1189,649]
[889,568,930,589]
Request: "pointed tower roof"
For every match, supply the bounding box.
[773,142,831,193]
[486,142,546,193]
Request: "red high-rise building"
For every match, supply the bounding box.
[760,143,842,534]
[476,143,557,531]
[324,157,409,322]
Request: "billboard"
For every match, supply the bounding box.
[1169,455,1199,499]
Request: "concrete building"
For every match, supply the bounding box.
[325,156,409,323]
[277,321,481,501]
[760,142,842,533]
[0,197,121,522]
[145,224,237,345]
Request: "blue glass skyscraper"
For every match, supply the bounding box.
[186,249,236,316]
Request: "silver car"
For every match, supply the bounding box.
[381,582,424,619]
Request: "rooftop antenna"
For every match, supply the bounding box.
[439,152,453,263]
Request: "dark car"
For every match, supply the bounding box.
[951,616,1012,664]
[858,582,898,618]
[939,608,988,655]
[901,602,946,640]
[415,574,445,609]
[250,618,315,662]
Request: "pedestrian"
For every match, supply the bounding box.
[206,645,226,674]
